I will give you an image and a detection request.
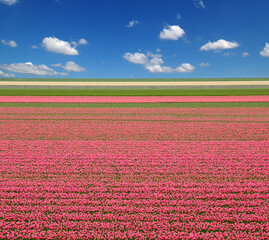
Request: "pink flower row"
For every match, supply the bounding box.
[0,107,268,141]
[0,140,268,239]
[0,95,268,103]
[0,106,268,238]
[1,106,269,115]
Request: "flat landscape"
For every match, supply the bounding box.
[0,78,268,89]
[1,0,269,238]
[0,79,268,239]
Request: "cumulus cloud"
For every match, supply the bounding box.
[194,0,205,9]
[52,61,85,72]
[145,61,194,73]
[72,38,88,47]
[127,20,139,28]
[124,51,194,74]
[160,25,185,40]
[42,37,79,55]
[123,52,148,64]
[175,63,195,73]
[1,39,17,47]
[200,39,239,51]
[0,70,14,77]
[200,62,210,67]
[149,56,164,66]
[0,62,67,76]
[0,0,18,5]
[145,64,172,73]
[78,38,88,45]
[260,43,269,57]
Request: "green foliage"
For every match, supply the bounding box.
[0,88,268,96]
[3,78,269,82]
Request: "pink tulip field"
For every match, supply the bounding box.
[0,95,268,103]
[0,98,268,239]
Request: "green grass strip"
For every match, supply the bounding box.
[0,88,269,96]
[0,102,268,108]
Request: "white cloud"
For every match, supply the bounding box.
[78,38,88,45]
[124,51,194,74]
[127,20,139,28]
[42,37,79,55]
[123,52,148,64]
[145,64,173,73]
[175,63,195,73]
[160,25,185,40]
[51,63,62,67]
[52,61,86,72]
[1,39,17,47]
[200,62,210,67]
[200,39,239,51]
[146,61,194,73]
[260,43,269,57]
[0,0,18,5]
[0,62,67,76]
[242,52,249,57]
[31,45,38,49]
[71,38,88,48]
[0,70,15,77]
[156,48,161,53]
[146,51,162,58]
[149,57,164,66]
[177,13,181,20]
[194,0,205,9]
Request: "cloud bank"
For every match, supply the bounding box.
[0,70,14,77]
[0,62,67,76]
[200,39,239,51]
[124,52,194,73]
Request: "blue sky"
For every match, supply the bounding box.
[0,0,269,78]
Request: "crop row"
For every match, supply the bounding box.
[0,107,268,141]
[0,120,267,141]
[0,140,268,239]
[0,95,269,103]
[0,105,268,239]
[1,106,269,115]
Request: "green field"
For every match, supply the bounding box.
[2,78,269,82]
[0,102,268,108]
[0,88,268,96]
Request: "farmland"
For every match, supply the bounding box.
[0,88,269,96]
[2,0,269,238]
[4,77,269,82]
[0,80,268,239]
